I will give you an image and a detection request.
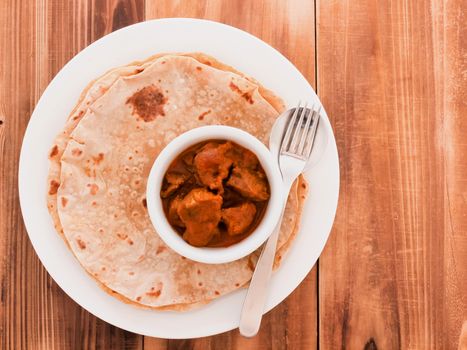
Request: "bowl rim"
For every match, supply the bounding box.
[146,125,284,264]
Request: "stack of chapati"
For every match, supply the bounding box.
[47,53,308,310]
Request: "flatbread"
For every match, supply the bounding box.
[47,52,284,235]
[47,53,307,310]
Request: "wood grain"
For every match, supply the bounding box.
[442,0,467,347]
[317,0,467,349]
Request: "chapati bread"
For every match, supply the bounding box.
[47,53,308,309]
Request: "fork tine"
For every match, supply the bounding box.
[280,102,301,153]
[297,104,315,155]
[288,102,308,153]
[303,106,321,158]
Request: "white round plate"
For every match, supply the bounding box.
[19,18,339,338]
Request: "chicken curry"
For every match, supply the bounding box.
[160,140,270,247]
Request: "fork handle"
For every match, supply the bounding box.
[239,178,294,337]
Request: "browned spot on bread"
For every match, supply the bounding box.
[197,269,201,275]
[215,291,220,295]
[136,296,141,302]
[126,85,167,122]
[91,201,97,206]
[127,238,134,245]
[146,282,163,297]
[301,183,307,189]
[72,148,83,156]
[89,183,99,195]
[76,239,86,250]
[235,283,240,287]
[48,180,60,195]
[161,61,166,64]
[129,271,134,276]
[197,109,211,121]
[181,256,186,260]
[101,266,106,271]
[116,232,128,240]
[49,145,58,158]
[98,228,104,233]
[198,282,203,286]
[84,166,96,177]
[61,197,68,207]
[196,66,202,71]
[156,245,166,254]
[99,87,107,94]
[146,290,161,298]
[229,81,254,104]
[72,110,85,121]
[142,198,147,208]
[241,91,254,104]
[134,68,144,74]
[229,81,242,94]
[93,153,104,164]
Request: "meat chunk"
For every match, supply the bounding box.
[226,167,270,201]
[161,171,190,198]
[225,145,258,169]
[168,197,185,228]
[177,188,223,247]
[194,142,232,192]
[222,202,257,236]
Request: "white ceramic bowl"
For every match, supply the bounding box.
[146,125,284,264]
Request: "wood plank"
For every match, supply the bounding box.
[1,2,42,348]
[0,0,144,349]
[317,0,467,348]
[144,1,317,348]
[442,0,467,347]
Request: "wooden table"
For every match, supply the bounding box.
[1,0,466,349]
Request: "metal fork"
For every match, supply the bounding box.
[239,103,321,337]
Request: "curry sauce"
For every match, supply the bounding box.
[160,140,270,247]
